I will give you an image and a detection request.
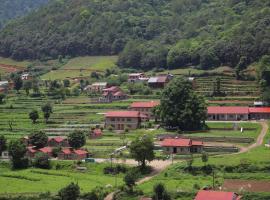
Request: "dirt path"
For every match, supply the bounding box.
[239,121,268,153]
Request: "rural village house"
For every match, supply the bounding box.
[207,106,270,121]
[0,81,13,93]
[128,73,149,83]
[21,73,32,80]
[84,82,108,93]
[194,190,241,200]
[105,111,141,130]
[48,137,69,147]
[148,74,173,88]
[99,86,127,103]
[58,148,88,160]
[89,128,103,139]
[130,101,159,119]
[161,138,204,154]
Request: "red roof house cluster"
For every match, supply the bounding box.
[194,190,241,200]
[100,86,127,102]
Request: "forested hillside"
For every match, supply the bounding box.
[0,0,269,71]
[0,0,49,29]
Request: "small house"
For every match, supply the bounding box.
[84,82,108,93]
[21,73,32,81]
[128,73,148,83]
[105,111,141,130]
[26,146,38,158]
[58,148,88,160]
[148,74,173,88]
[89,128,103,139]
[161,138,203,154]
[1,151,10,160]
[130,101,159,119]
[99,86,127,103]
[48,137,69,147]
[194,190,241,200]
[38,147,53,157]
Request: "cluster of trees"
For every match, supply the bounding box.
[0,0,268,72]
[158,77,207,131]
[258,56,270,104]
[0,0,49,29]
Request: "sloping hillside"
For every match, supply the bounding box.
[0,0,269,71]
[0,0,49,29]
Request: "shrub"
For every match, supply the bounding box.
[33,152,51,169]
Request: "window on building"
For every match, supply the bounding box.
[127,118,131,122]
[111,118,115,121]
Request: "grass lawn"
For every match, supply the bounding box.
[0,57,31,68]
[0,161,123,195]
[41,56,118,80]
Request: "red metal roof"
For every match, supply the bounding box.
[39,147,52,154]
[195,190,240,200]
[106,111,140,118]
[48,137,65,143]
[161,138,203,147]
[162,139,192,147]
[62,148,72,155]
[27,146,37,153]
[93,129,102,136]
[249,107,270,113]
[130,101,160,108]
[74,149,88,155]
[207,106,249,114]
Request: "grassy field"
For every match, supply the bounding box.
[0,161,123,195]
[0,57,31,68]
[42,56,118,80]
[138,122,270,199]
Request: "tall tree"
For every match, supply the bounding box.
[8,139,28,169]
[68,130,86,149]
[41,102,53,123]
[58,182,80,200]
[29,110,39,124]
[152,183,171,200]
[13,75,23,93]
[159,78,207,131]
[0,135,7,154]
[29,131,48,148]
[129,135,155,169]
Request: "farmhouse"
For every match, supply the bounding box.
[105,111,141,130]
[58,148,88,160]
[84,82,108,93]
[194,190,241,200]
[207,106,249,121]
[48,137,69,147]
[38,147,53,157]
[130,101,160,119]
[21,73,32,80]
[148,74,173,88]
[249,107,270,120]
[99,86,127,103]
[0,81,11,93]
[89,128,103,139]
[161,138,203,154]
[128,73,148,83]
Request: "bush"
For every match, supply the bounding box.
[103,165,127,175]
[33,153,51,169]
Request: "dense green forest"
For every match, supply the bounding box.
[0,0,269,71]
[0,0,49,29]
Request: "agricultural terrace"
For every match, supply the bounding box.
[138,122,270,200]
[41,56,118,80]
[0,161,124,195]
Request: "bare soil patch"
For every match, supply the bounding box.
[223,179,270,192]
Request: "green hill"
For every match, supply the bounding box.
[0,0,269,71]
[0,0,49,29]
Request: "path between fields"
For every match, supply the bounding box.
[104,121,268,200]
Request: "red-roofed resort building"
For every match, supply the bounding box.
[161,138,204,154]
[194,190,241,200]
[207,106,249,121]
[105,111,141,130]
[130,101,160,119]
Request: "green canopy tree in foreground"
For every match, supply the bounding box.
[159,77,207,131]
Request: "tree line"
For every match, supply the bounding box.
[0,0,269,72]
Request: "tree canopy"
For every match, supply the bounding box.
[0,0,268,71]
[29,131,48,149]
[159,77,207,131]
[68,130,86,149]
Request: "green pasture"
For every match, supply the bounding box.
[41,56,118,80]
[0,161,123,194]
[0,57,30,68]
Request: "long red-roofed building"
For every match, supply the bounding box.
[161,138,203,154]
[130,101,160,119]
[207,106,270,121]
[194,190,241,200]
[105,111,141,130]
[58,148,88,160]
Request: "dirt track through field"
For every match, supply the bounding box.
[104,121,269,200]
[223,179,270,192]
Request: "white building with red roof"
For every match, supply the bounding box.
[128,73,149,83]
[249,107,270,120]
[48,137,69,147]
[130,101,160,119]
[105,111,141,130]
[194,190,241,200]
[207,106,249,121]
[161,138,203,154]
